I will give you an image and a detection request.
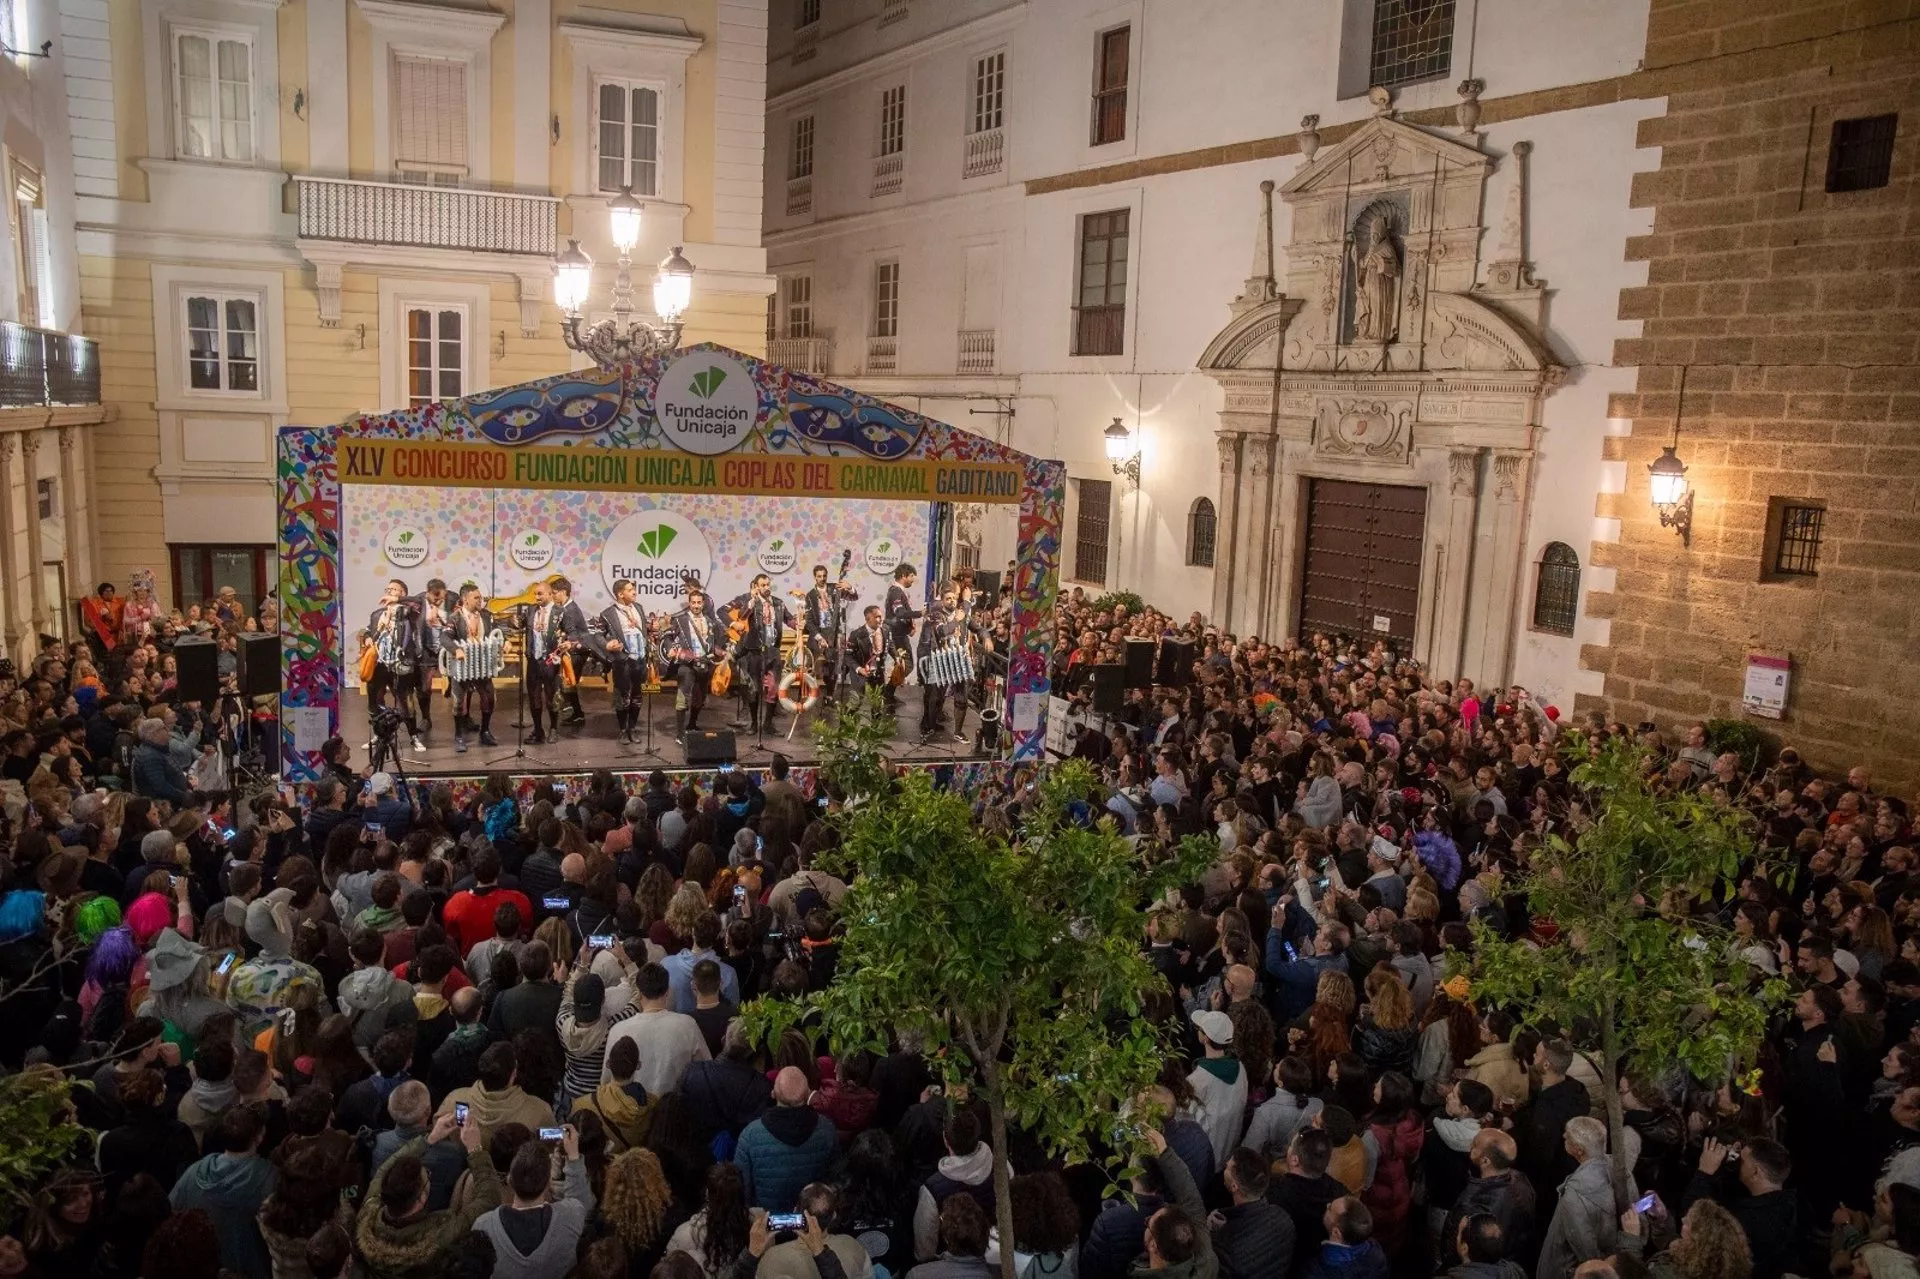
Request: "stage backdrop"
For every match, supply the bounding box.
[278,344,1064,780]
[340,485,929,678]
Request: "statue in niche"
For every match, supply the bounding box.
[1352,211,1402,344]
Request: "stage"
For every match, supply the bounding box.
[338,679,996,778]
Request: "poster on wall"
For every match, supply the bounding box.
[508,529,554,571]
[1742,653,1790,720]
[757,535,797,575]
[383,526,429,569]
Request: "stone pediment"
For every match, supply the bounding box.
[1279,116,1491,202]
[1198,296,1305,373]
[1424,291,1555,373]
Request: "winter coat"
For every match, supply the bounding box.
[1353,1020,1418,1076]
[1515,1078,1591,1191]
[1444,1170,1538,1272]
[734,1103,839,1211]
[1208,1198,1295,1279]
[1124,1147,1216,1279]
[355,1139,502,1279]
[169,1152,278,1278]
[1269,1172,1346,1254]
[470,1157,596,1279]
[1390,950,1435,1016]
[1444,1262,1527,1279]
[571,1080,656,1152]
[1537,1157,1630,1279]
[912,1144,998,1261]
[1241,1090,1322,1164]
[812,1076,879,1142]
[1186,1056,1248,1168]
[260,1200,354,1279]
[367,1127,468,1213]
[1360,1112,1424,1247]
[1299,1239,1389,1279]
[432,1083,554,1148]
[679,1056,774,1140]
[1463,1042,1529,1107]
[339,965,418,1054]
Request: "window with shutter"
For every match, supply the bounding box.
[9,158,41,328]
[393,54,469,184]
[595,79,661,196]
[174,28,254,162]
[405,306,465,407]
[182,290,262,394]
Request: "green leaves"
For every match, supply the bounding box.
[0,1070,90,1217]
[690,366,728,398]
[740,739,1196,1192]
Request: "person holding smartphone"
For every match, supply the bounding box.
[470,1122,593,1275]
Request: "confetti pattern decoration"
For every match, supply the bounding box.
[277,344,1060,778]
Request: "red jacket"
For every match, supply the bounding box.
[1362,1112,1425,1245]
[442,885,532,956]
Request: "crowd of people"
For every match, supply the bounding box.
[0,578,1915,1279]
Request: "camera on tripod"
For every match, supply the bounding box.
[370,705,407,741]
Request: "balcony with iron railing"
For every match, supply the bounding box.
[0,324,101,408]
[871,153,904,198]
[963,128,1005,179]
[769,336,833,374]
[957,329,996,374]
[293,175,561,256]
[866,336,898,374]
[1072,305,1126,356]
[786,175,813,217]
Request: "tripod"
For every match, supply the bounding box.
[484,609,530,768]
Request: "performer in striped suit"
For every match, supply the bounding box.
[440,582,500,753]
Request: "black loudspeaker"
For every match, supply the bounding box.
[971,569,1002,601]
[1155,638,1195,688]
[1090,664,1125,715]
[1123,638,1156,689]
[237,633,279,698]
[173,638,220,703]
[684,729,737,765]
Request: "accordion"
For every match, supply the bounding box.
[919,643,975,688]
[444,630,506,682]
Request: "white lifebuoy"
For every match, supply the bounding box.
[777,669,821,713]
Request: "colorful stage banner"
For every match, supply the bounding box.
[336,438,1025,503]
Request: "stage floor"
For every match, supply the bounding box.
[337,682,992,777]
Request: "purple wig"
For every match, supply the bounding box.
[85,924,141,989]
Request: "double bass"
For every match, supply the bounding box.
[779,548,853,714]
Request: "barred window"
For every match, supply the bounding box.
[1773,504,1824,576]
[1369,0,1456,90]
[1531,542,1580,636]
[1187,498,1217,567]
[1827,114,1897,193]
[1074,478,1112,586]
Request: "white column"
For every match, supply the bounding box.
[21,432,48,635]
[307,0,348,173]
[1211,432,1242,627]
[513,0,551,189]
[1473,449,1531,686]
[1429,447,1481,682]
[1234,434,1276,636]
[0,434,21,656]
[57,426,91,609]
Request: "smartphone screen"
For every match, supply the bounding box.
[1283,941,1299,961]
[588,934,614,949]
[767,1213,805,1232]
[1632,1192,1656,1214]
[543,896,570,910]
[718,763,737,774]
[538,1126,566,1141]
[755,833,764,854]
[215,952,237,977]
[454,1102,470,1125]
[733,885,747,904]
[366,822,384,839]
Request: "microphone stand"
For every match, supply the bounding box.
[484,606,530,767]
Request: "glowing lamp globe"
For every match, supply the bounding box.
[1648,446,1689,508]
[654,246,694,323]
[607,188,643,254]
[553,239,593,315]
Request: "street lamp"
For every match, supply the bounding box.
[1650,365,1695,546]
[553,187,696,368]
[1104,417,1140,485]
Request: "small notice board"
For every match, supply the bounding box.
[1742,653,1790,720]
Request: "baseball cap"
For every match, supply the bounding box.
[1190,1010,1234,1046]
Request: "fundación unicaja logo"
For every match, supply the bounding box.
[636,524,680,558]
[757,534,797,574]
[655,351,759,456]
[383,525,429,569]
[864,536,902,575]
[602,509,713,604]
[509,529,553,572]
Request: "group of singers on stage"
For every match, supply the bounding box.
[357,561,1003,756]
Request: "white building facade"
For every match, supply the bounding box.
[764,0,1661,709]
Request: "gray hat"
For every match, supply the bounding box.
[140,829,176,862]
[245,887,296,957]
[145,928,206,991]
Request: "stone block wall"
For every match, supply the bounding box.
[1579,0,1920,788]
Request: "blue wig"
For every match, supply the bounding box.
[0,889,47,943]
